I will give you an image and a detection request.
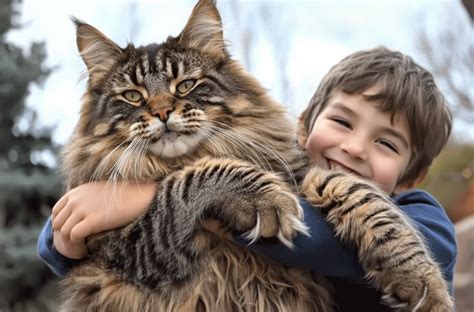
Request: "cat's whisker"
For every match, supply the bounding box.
[198,127,235,160]
[212,120,292,168]
[135,138,150,180]
[103,136,150,218]
[129,137,143,181]
[208,122,278,168]
[109,137,140,182]
[207,123,276,174]
[122,137,144,179]
[206,125,270,171]
[210,121,297,189]
[196,128,225,158]
[133,139,144,181]
[90,129,139,182]
[205,124,268,167]
[90,138,130,183]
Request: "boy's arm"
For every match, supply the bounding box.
[40,184,456,289]
[393,189,457,293]
[38,182,156,276]
[233,190,457,291]
[233,199,366,281]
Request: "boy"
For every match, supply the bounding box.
[38,47,456,310]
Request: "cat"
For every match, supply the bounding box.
[59,1,452,311]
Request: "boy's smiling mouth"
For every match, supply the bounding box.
[326,158,362,177]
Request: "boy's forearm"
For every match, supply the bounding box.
[393,190,457,294]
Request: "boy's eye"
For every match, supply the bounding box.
[123,90,143,103]
[378,140,398,153]
[177,79,196,94]
[332,118,352,129]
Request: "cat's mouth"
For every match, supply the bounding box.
[150,131,180,143]
[129,116,205,158]
[147,130,204,158]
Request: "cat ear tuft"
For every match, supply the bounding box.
[178,0,226,59]
[71,17,123,83]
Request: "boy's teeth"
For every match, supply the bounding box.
[334,164,346,171]
[330,161,352,173]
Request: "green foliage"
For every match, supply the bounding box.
[0,0,17,37]
[0,26,52,171]
[421,143,474,220]
[0,0,62,310]
[0,225,59,311]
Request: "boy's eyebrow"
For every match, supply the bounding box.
[382,127,410,149]
[330,102,357,117]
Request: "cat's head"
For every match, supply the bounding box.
[73,0,277,160]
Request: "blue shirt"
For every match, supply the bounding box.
[37,189,456,296]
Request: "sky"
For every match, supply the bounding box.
[6,0,473,152]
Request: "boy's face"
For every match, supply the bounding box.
[304,86,412,194]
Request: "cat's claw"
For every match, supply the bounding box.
[382,279,453,312]
[241,189,308,249]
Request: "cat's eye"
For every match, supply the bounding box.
[123,90,143,103]
[176,79,196,94]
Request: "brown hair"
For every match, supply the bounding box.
[301,46,452,186]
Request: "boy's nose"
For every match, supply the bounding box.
[340,139,367,160]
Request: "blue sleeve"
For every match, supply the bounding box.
[393,190,457,294]
[37,216,81,277]
[233,199,366,281]
[233,191,457,292]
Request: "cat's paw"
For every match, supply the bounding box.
[301,167,379,208]
[241,187,309,248]
[381,273,453,312]
[217,177,309,249]
[194,157,309,248]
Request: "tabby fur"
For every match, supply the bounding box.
[59,1,453,311]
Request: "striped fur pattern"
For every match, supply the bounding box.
[59,1,452,311]
[301,169,453,311]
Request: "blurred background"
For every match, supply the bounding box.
[0,0,472,310]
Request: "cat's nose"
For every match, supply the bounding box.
[152,107,173,122]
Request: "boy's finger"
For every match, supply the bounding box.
[52,194,69,220]
[60,213,84,242]
[52,205,72,231]
[70,220,93,244]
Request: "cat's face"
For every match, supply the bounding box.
[82,42,230,158]
[75,0,258,159]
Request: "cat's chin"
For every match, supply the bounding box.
[148,132,203,158]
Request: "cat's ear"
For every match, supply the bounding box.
[72,17,123,82]
[178,0,226,59]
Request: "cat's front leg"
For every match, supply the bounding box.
[300,167,453,312]
[178,157,309,248]
[93,157,308,289]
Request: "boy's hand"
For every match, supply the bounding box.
[201,219,234,241]
[53,230,88,259]
[51,181,156,257]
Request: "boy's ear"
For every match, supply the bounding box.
[394,168,429,194]
[296,114,308,148]
[414,168,429,185]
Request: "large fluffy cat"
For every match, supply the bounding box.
[59,1,452,311]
